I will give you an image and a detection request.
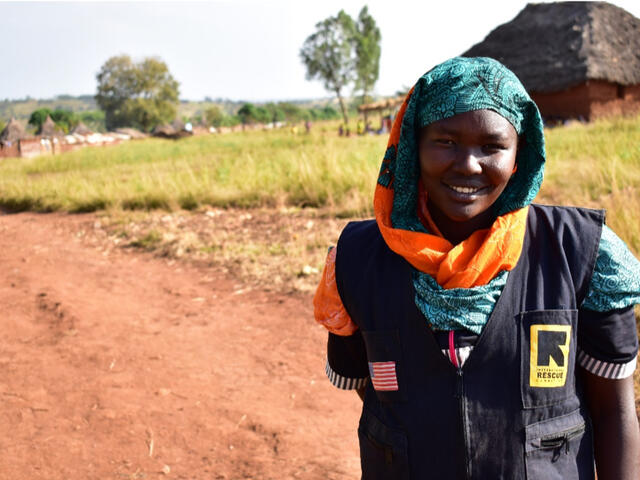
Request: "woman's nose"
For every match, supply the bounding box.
[453,147,483,175]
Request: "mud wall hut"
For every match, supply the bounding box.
[0,117,27,158]
[463,1,640,121]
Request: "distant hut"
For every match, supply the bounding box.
[152,120,192,139]
[71,121,93,136]
[114,127,148,140]
[151,123,177,139]
[358,96,405,132]
[463,1,640,121]
[40,115,63,137]
[0,117,28,157]
[0,117,27,146]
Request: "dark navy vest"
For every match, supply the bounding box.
[335,204,604,480]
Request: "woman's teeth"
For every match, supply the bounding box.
[449,185,481,194]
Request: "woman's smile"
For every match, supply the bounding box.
[444,182,489,197]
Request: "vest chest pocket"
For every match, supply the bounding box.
[524,409,594,480]
[358,408,410,480]
[361,330,406,402]
[520,310,578,409]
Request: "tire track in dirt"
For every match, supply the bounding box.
[0,212,361,480]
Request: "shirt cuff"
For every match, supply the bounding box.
[325,359,369,390]
[577,348,637,379]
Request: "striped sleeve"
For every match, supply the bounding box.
[577,306,638,379]
[325,360,369,390]
[325,331,370,390]
[577,348,637,379]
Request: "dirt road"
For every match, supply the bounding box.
[0,213,361,479]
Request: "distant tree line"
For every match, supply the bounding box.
[28,107,106,134]
[201,102,340,128]
[18,99,340,135]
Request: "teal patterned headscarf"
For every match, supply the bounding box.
[386,56,546,233]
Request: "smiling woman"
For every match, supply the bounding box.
[313,56,640,479]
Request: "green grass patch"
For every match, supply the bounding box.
[1,115,640,251]
[0,127,383,217]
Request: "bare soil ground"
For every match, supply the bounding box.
[0,211,362,479]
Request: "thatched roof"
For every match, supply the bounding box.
[358,96,405,113]
[114,128,148,139]
[152,122,192,140]
[71,121,92,136]
[40,115,63,137]
[463,2,640,92]
[0,117,27,143]
[152,124,177,138]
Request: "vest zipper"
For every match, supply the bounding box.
[456,368,471,479]
[451,330,471,479]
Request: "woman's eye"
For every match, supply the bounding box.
[484,144,505,151]
[435,139,455,146]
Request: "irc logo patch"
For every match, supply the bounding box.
[529,325,571,388]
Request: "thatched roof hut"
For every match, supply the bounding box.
[151,124,177,139]
[114,128,148,140]
[71,121,93,136]
[152,120,192,140]
[357,97,405,114]
[463,1,640,120]
[0,117,27,144]
[40,115,63,137]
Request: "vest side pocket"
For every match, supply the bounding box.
[361,330,406,402]
[524,409,595,480]
[520,309,578,409]
[358,408,410,480]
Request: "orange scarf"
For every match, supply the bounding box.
[374,90,528,289]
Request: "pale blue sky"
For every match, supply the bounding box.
[2,0,639,101]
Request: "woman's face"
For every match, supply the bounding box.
[418,109,518,239]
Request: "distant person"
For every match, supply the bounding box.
[314,57,640,479]
[305,120,311,134]
[357,119,365,135]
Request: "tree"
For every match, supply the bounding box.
[95,55,179,132]
[237,103,270,125]
[354,6,381,107]
[77,110,106,132]
[29,108,77,134]
[300,10,356,125]
[204,106,225,128]
[264,103,286,123]
[28,108,52,132]
[50,110,77,134]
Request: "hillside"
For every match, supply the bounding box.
[0,95,344,127]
